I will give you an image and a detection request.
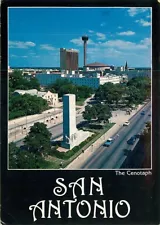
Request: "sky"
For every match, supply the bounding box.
[8,7,151,68]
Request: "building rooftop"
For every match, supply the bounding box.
[86,62,109,67]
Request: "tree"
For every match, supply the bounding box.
[9,94,49,120]
[28,77,40,91]
[9,142,48,169]
[9,70,29,92]
[9,69,41,92]
[95,104,112,123]
[95,82,124,105]
[83,103,111,124]
[83,105,97,123]
[24,122,52,154]
[9,142,20,169]
[47,79,93,101]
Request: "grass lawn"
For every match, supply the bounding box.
[45,122,115,169]
[76,98,86,106]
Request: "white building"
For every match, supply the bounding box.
[99,75,124,85]
[13,89,58,106]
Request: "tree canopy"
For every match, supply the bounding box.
[9,142,49,169]
[9,94,49,120]
[83,103,112,123]
[9,70,40,92]
[46,79,93,101]
[24,122,52,154]
[95,77,151,108]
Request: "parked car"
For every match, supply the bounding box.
[127,136,137,145]
[123,121,130,126]
[104,138,113,147]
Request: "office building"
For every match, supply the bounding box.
[60,48,78,71]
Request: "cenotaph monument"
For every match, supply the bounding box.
[62,94,92,150]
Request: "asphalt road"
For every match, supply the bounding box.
[9,109,62,130]
[80,102,151,169]
[16,114,83,147]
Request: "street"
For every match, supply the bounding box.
[80,102,151,169]
[16,114,83,147]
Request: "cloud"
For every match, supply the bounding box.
[146,14,151,18]
[118,26,122,29]
[135,19,151,27]
[96,32,106,40]
[10,54,17,57]
[89,30,94,33]
[87,37,151,66]
[70,37,96,46]
[70,37,82,46]
[40,44,56,50]
[117,31,135,36]
[100,22,106,27]
[127,7,149,17]
[9,41,36,48]
[101,38,151,50]
[22,56,28,58]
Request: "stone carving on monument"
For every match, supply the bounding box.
[65,135,70,144]
[74,133,77,140]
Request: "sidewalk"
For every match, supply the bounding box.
[66,103,146,169]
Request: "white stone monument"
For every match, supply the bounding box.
[62,94,92,150]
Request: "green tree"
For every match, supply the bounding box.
[83,103,111,124]
[95,82,124,105]
[83,105,97,123]
[9,69,41,92]
[95,103,112,123]
[47,79,93,101]
[28,77,40,91]
[9,70,29,92]
[24,122,52,154]
[9,94,49,120]
[9,142,19,169]
[9,142,48,169]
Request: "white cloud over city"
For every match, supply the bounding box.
[117,31,135,36]
[127,7,149,17]
[135,19,151,27]
[40,44,56,51]
[9,41,36,48]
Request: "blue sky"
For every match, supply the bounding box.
[8,7,151,67]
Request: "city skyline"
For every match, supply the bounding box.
[8,7,151,68]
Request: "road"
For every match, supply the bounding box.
[80,102,151,169]
[16,114,83,147]
[9,109,62,130]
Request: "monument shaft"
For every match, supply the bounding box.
[63,94,77,143]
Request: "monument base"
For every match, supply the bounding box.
[61,130,93,150]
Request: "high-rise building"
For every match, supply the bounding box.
[60,48,78,71]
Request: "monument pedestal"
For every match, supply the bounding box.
[61,130,93,150]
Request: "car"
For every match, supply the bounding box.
[127,136,137,145]
[123,121,130,126]
[148,114,151,116]
[141,111,145,115]
[104,138,113,147]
